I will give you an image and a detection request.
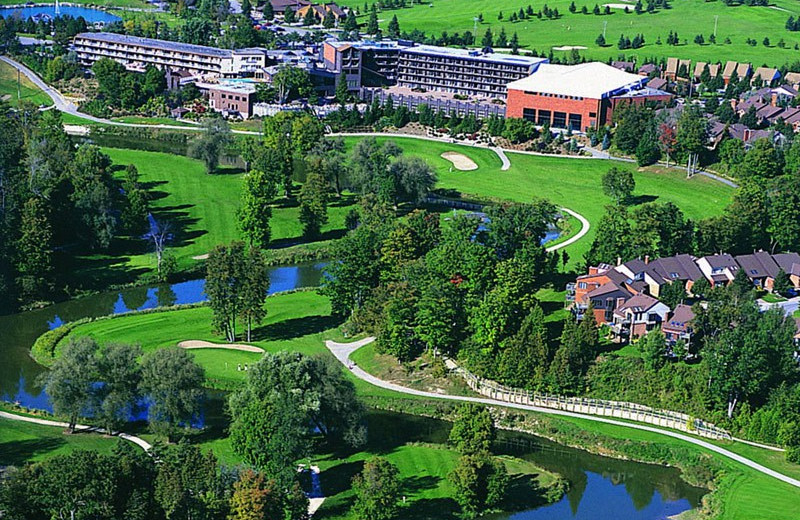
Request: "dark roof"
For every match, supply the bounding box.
[621,258,647,275]
[735,252,780,279]
[615,293,662,314]
[586,281,632,300]
[662,304,695,333]
[638,63,658,74]
[645,254,704,284]
[75,32,231,58]
[612,60,635,72]
[773,252,800,276]
[270,0,311,10]
[703,254,738,270]
[647,77,668,90]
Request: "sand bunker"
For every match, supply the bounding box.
[552,45,588,51]
[178,340,265,353]
[192,253,209,260]
[441,151,478,171]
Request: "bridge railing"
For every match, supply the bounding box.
[449,363,731,441]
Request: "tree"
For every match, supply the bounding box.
[343,9,358,31]
[96,343,143,434]
[501,117,536,143]
[585,205,632,266]
[773,269,792,296]
[601,166,635,204]
[69,144,116,249]
[146,217,173,282]
[636,127,661,166]
[659,280,687,308]
[630,202,693,258]
[16,196,53,300]
[739,138,784,179]
[497,305,550,388]
[121,164,149,235]
[238,168,278,248]
[449,404,495,455]
[92,57,126,106]
[153,442,224,520]
[449,453,508,519]
[367,3,379,33]
[482,27,493,48]
[283,6,295,23]
[229,470,284,520]
[483,201,556,260]
[189,118,233,174]
[239,247,269,342]
[43,337,98,432]
[351,458,402,520]
[387,14,400,38]
[595,33,606,46]
[140,347,204,440]
[303,6,317,25]
[335,71,349,105]
[299,161,330,238]
[640,329,667,370]
[142,65,166,98]
[674,105,708,162]
[206,242,248,342]
[691,276,710,299]
[613,103,655,154]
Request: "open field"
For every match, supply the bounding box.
[0,417,118,466]
[0,59,52,108]
[342,136,734,262]
[67,147,355,288]
[339,0,800,66]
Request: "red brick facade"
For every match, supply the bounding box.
[506,89,606,131]
[208,86,254,119]
[506,88,673,131]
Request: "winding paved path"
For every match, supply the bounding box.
[0,410,152,451]
[326,338,800,489]
[546,208,590,253]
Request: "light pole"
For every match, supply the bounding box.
[714,15,719,38]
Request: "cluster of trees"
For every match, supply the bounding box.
[0,441,282,520]
[228,351,365,499]
[322,198,593,392]
[0,107,154,309]
[44,337,204,440]
[612,103,706,167]
[89,58,167,116]
[617,33,645,50]
[0,13,87,53]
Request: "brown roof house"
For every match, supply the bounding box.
[773,252,800,289]
[612,293,671,341]
[662,304,695,351]
[734,251,780,291]
[693,62,720,81]
[642,254,704,297]
[752,67,781,86]
[664,58,691,81]
[722,61,751,84]
[696,254,739,286]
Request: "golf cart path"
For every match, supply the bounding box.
[0,410,152,451]
[325,337,800,489]
[547,208,589,252]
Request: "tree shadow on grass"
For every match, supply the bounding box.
[269,228,347,249]
[403,475,442,495]
[251,314,343,342]
[627,194,658,207]
[503,474,556,512]
[320,460,363,498]
[0,438,65,466]
[404,498,460,520]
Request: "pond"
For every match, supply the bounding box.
[353,411,706,520]
[0,262,325,412]
[0,5,120,23]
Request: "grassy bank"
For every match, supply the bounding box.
[0,417,118,466]
[338,0,800,66]
[0,58,52,108]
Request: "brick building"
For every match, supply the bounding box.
[203,82,257,119]
[506,62,671,131]
[321,39,405,90]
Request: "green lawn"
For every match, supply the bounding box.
[0,59,52,108]
[0,418,118,466]
[110,116,199,127]
[339,0,800,67]
[58,291,342,388]
[69,148,356,287]
[343,136,734,262]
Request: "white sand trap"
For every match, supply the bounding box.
[192,253,209,260]
[602,3,632,8]
[441,151,478,171]
[178,340,265,353]
[552,45,588,51]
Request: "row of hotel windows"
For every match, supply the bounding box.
[524,91,585,101]
[220,93,247,101]
[521,108,591,130]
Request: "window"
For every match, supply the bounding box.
[522,108,536,121]
[589,111,597,118]
[568,113,582,131]
[537,110,551,125]
[552,111,567,128]
[578,282,587,289]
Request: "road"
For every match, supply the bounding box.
[326,337,800,490]
[0,410,152,451]
[547,207,589,253]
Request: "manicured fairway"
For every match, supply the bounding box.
[343,136,734,261]
[59,291,340,387]
[0,417,118,465]
[72,148,355,285]
[0,59,52,108]
[338,0,800,66]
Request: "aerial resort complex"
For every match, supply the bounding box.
[2,0,800,518]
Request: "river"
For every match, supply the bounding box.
[0,262,707,518]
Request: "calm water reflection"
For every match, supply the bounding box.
[0,262,325,411]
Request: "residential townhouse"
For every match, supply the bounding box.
[661,304,695,349]
[695,254,739,286]
[611,293,671,340]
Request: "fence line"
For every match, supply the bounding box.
[447,361,731,441]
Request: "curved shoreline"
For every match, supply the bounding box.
[325,337,800,490]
